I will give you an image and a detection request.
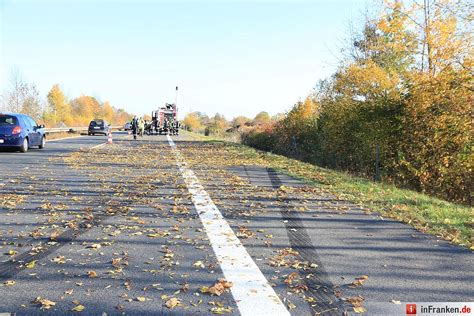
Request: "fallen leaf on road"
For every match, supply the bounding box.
[190,299,203,307]
[181,282,190,292]
[111,258,122,267]
[268,247,299,267]
[33,297,56,310]
[71,305,85,312]
[236,226,256,239]
[211,306,233,314]
[3,280,15,286]
[345,295,365,305]
[350,275,369,287]
[193,260,205,268]
[26,260,37,269]
[116,304,125,311]
[87,270,97,278]
[136,296,146,302]
[49,230,61,240]
[165,297,181,309]
[52,256,66,264]
[354,306,367,313]
[201,279,233,296]
[287,301,297,310]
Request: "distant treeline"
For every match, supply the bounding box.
[182,111,279,137]
[1,75,133,127]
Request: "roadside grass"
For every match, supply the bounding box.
[188,133,473,249]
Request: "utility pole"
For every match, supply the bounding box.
[175,86,178,108]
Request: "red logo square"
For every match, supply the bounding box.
[406,304,417,314]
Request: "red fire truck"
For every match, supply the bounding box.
[151,103,179,135]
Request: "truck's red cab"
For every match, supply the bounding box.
[151,103,178,135]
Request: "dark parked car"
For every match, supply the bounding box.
[123,122,132,131]
[0,113,46,153]
[88,119,110,136]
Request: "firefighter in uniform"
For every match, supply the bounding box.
[138,117,145,137]
[164,118,169,135]
[130,116,138,140]
[174,120,180,135]
[168,118,174,135]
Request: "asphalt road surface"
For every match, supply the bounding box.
[0,132,472,315]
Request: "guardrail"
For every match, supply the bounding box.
[45,126,122,134]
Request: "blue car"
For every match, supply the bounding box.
[0,113,46,153]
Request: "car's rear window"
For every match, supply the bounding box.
[0,115,19,126]
[90,120,104,126]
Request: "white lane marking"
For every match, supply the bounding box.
[167,135,289,316]
[91,143,107,149]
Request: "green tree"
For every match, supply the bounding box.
[231,115,251,128]
[253,111,271,126]
[205,113,229,136]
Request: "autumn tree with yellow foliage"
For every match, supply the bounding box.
[45,84,74,126]
[43,85,132,127]
[243,0,473,204]
[183,112,204,132]
[2,78,133,127]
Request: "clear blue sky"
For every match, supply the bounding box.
[1,0,367,119]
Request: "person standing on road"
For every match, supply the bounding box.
[164,118,169,135]
[144,120,150,135]
[167,118,172,135]
[174,120,180,136]
[131,116,138,140]
[138,117,145,137]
